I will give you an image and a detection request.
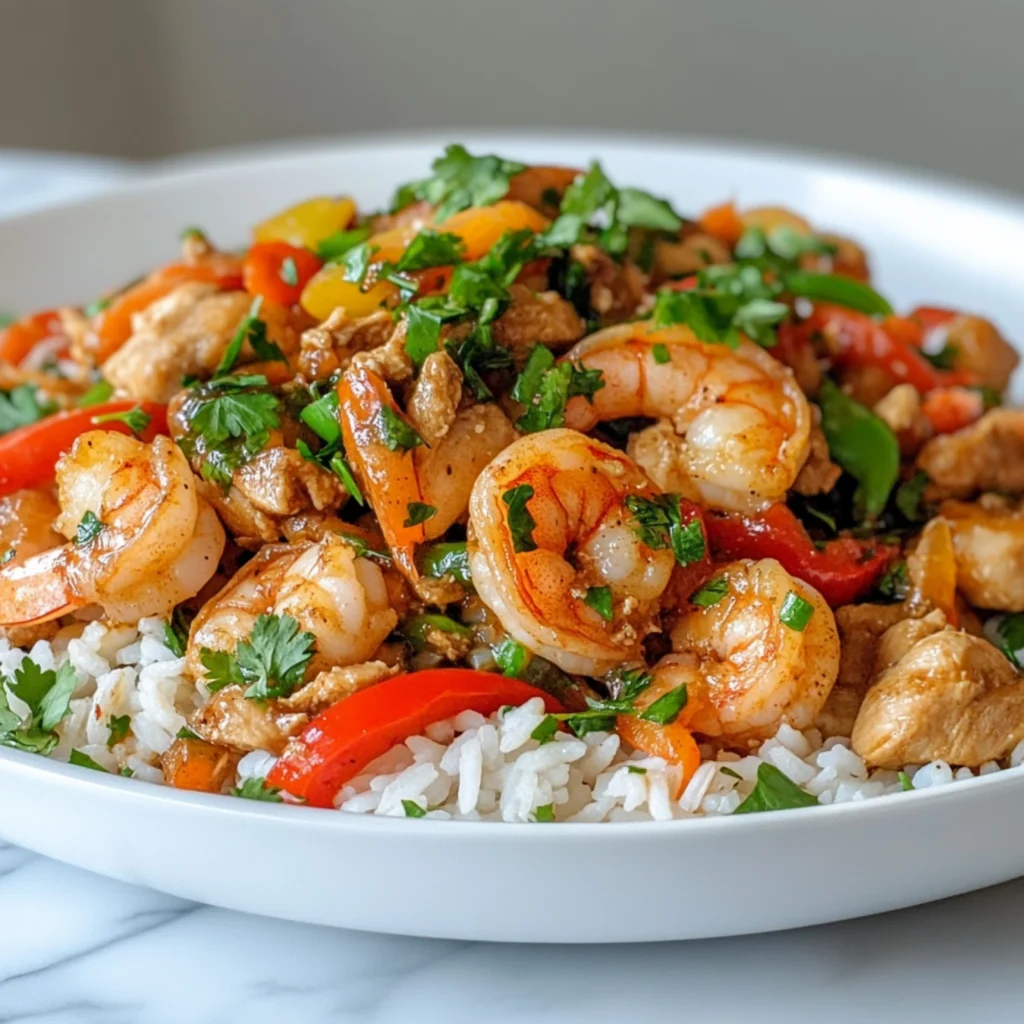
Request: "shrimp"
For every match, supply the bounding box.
[0,489,63,566]
[561,321,812,513]
[655,558,839,746]
[338,364,516,585]
[0,432,224,626]
[468,428,677,676]
[187,535,398,681]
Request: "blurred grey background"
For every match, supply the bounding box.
[2,0,1021,193]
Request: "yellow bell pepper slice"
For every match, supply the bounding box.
[254,196,357,250]
[300,265,394,321]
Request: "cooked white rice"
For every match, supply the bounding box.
[5,618,1023,821]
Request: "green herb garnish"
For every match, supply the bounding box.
[733,763,818,814]
[779,591,815,632]
[232,777,284,802]
[502,484,538,553]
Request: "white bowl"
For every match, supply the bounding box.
[1,133,1023,943]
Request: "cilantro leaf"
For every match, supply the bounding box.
[532,803,555,823]
[215,297,286,376]
[996,614,1024,669]
[378,406,425,452]
[403,502,437,527]
[74,511,105,546]
[502,484,538,553]
[1,659,78,754]
[733,762,818,814]
[624,494,706,567]
[392,144,526,221]
[199,648,245,692]
[91,405,151,436]
[877,560,909,602]
[189,388,280,462]
[232,777,284,802]
[402,798,427,817]
[638,683,688,725]
[899,770,914,791]
[69,749,109,772]
[584,586,614,622]
[512,346,605,433]
[394,230,465,272]
[236,614,316,701]
[107,714,131,748]
[494,637,530,677]
[531,715,560,744]
[162,607,192,658]
[0,384,57,435]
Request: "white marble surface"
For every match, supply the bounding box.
[3,152,1024,1024]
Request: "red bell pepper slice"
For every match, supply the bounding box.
[797,304,974,394]
[268,668,565,808]
[242,241,322,306]
[704,503,896,607]
[0,400,168,497]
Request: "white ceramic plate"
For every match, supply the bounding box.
[1,133,1023,944]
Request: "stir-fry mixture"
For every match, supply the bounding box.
[1,145,1022,822]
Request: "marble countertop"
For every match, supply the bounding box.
[2,152,1023,1024]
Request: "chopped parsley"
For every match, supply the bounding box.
[91,405,151,436]
[162,607,192,658]
[232,777,284,802]
[417,541,472,585]
[734,225,836,264]
[200,613,315,701]
[733,763,818,814]
[69,749,108,773]
[531,803,555,823]
[624,494,706,567]
[394,230,465,272]
[214,297,286,376]
[74,511,106,546]
[378,405,426,452]
[511,345,604,433]
[502,484,538,553]
[176,726,200,740]
[779,591,815,631]
[996,614,1024,669]
[402,798,427,817]
[403,502,437,527]
[719,766,742,780]
[0,384,57,435]
[531,715,560,744]
[895,471,930,523]
[898,770,914,792]
[77,378,114,407]
[690,576,730,608]
[106,714,131,749]
[391,144,526,221]
[315,226,372,263]
[877,560,909,602]
[651,342,671,365]
[584,585,614,622]
[638,683,688,726]
[0,658,78,755]
[627,765,648,775]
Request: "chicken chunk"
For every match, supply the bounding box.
[101,283,298,403]
[918,409,1024,499]
[279,660,397,714]
[199,446,350,548]
[492,283,585,364]
[190,685,307,755]
[873,384,932,456]
[571,243,648,324]
[939,314,1019,392]
[791,423,842,496]
[406,350,463,446]
[851,626,1024,768]
[297,309,395,381]
[941,496,1024,611]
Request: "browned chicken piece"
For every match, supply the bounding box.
[791,422,842,496]
[190,685,308,755]
[941,496,1024,611]
[918,409,1024,499]
[348,320,414,382]
[492,284,585,364]
[198,446,350,548]
[833,364,895,409]
[815,602,909,737]
[851,624,1024,768]
[649,231,731,283]
[279,660,397,714]
[101,283,299,403]
[571,244,648,324]
[405,350,463,445]
[297,309,394,381]
[938,314,1019,392]
[161,737,241,793]
[873,384,932,456]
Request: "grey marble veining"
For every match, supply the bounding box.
[2,154,1024,1024]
